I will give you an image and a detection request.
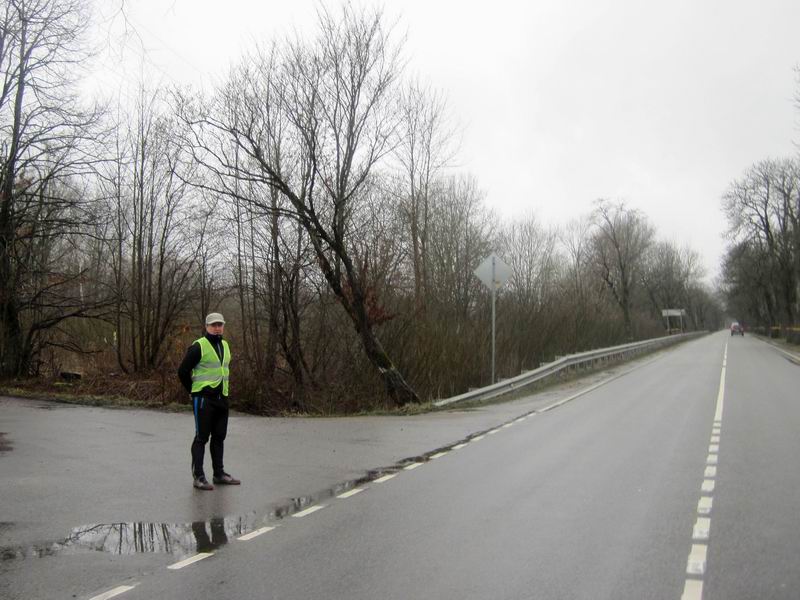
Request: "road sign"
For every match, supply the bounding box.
[474,254,512,290]
[474,253,513,385]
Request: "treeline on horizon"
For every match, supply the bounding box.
[0,1,733,413]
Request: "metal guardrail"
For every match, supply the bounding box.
[434,332,706,408]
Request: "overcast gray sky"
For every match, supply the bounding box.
[89,0,800,282]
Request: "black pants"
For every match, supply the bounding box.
[191,393,228,479]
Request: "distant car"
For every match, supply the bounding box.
[730,322,744,336]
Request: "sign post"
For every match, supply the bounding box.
[474,253,512,384]
[661,308,687,333]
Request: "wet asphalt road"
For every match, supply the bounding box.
[1,333,799,599]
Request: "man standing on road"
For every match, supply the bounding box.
[177,313,241,490]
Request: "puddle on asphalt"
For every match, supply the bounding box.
[1,409,540,563]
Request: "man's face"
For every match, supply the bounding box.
[206,322,224,336]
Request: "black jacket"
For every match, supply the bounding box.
[177,333,227,396]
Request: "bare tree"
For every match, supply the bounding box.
[722,158,799,326]
[0,0,105,375]
[179,5,421,405]
[394,82,455,312]
[591,200,654,340]
[100,86,203,372]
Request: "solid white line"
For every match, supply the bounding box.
[168,553,213,570]
[701,479,716,493]
[681,579,703,600]
[374,473,397,483]
[238,526,275,541]
[686,544,708,575]
[502,423,513,429]
[709,444,719,453]
[337,488,364,499]
[292,505,325,518]
[698,496,713,515]
[404,462,423,471]
[714,346,726,422]
[451,443,467,450]
[472,435,485,442]
[430,452,448,459]
[706,454,718,465]
[693,517,711,541]
[487,429,500,435]
[514,417,526,423]
[535,357,661,413]
[89,585,137,600]
[704,466,717,478]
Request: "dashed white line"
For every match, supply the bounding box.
[686,544,708,575]
[472,435,485,442]
[681,579,703,600]
[430,451,448,459]
[710,435,720,443]
[89,585,138,600]
[404,462,423,471]
[374,473,398,483]
[709,444,719,453]
[704,466,717,478]
[712,428,721,435]
[706,454,718,465]
[487,429,500,435]
[502,423,513,429]
[701,479,716,493]
[237,526,275,541]
[451,443,467,450]
[168,553,213,570]
[692,517,711,541]
[337,488,365,499]
[514,417,526,423]
[697,497,713,515]
[292,505,326,518]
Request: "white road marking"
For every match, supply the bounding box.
[706,454,718,465]
[704,466,717,478]
[502,423,513,429]
[404,462,423,471]
[452,443,467,450]
[710,435,720,443]
[292,505,326,518]
[472,435,485,442]
[168,553,214,570]
[714,350,725,422]
[430,452,448,459]
[701,479,715,493]
[709,444,719,453]
[693,517,711,541]
[237,526,275,541]
[686,544,708,575]
[337,488,365,499]
[697,497,713,515]
[374,473,397,483]
[681,579,703,600]
[89,585,138,600]
[712,428,721,436]
[514,417,526,423]
[487,429,499,435]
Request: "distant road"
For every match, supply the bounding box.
[1,332,798,599]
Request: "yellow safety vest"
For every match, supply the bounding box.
[191,337,231,396]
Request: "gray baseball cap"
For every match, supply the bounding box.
[205,312,225,325]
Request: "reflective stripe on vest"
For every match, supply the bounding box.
[191,337,231,396]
